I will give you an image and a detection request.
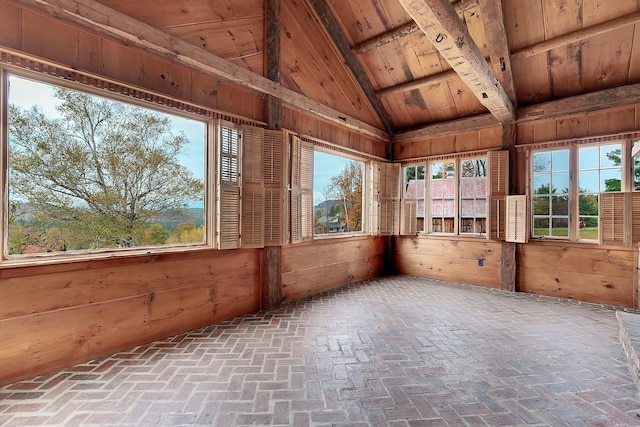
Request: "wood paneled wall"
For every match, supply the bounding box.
[282,106,388,159]
[394,236,503,289]
[282,237,386,302]
[393,126,503,161]
[0,1,264,121]
[517,244,635,307]
[0,249,262,386]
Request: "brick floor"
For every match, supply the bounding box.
[1,276,640,426]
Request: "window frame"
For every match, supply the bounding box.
[0,65,217,263]
[402,155,490,238]
[529,141,627,243]
[312,147,367,238]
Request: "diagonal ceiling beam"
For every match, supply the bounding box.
[352,0,479,55]
[9,0,390,141]
[306,0,394,133]
[397,0,515,123]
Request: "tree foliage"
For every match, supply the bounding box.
[8,88,204,253]
[326,161,363,232]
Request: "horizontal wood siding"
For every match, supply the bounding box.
[394,236,503,288]
[517,244,635,307]
[0,1,263,121]
[281,237,386,301]
[0,249,261,386]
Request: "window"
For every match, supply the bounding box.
[531,143,622,241]
[5,72,208,257]
[313,150,364,235]
[402,155,490,237]
[532,149,570,238]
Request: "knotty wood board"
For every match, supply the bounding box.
[394,236,503,288]
[0,249,261,385]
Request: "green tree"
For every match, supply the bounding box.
[8,88,204,253]
[327,161,363,232]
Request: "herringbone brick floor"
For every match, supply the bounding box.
[1,276,640,426]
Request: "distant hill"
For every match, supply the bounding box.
[315,199,341,211]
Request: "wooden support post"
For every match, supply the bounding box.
[261,0,283,311]
[262,246,283,310]
[500,242,516,291]
[635,243,640,310]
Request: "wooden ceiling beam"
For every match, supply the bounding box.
[307,0,394,133]
[392,113,498,143]
[518,83,640,123]
[352,0,479,55]
[10,0,390,142]
[512,11,640,61]
[478,0,517,107]
[397,0,515,124]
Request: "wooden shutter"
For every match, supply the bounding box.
[488,150,509,240]
[240,125,264,248]
[377,162,400,236]
[600,192,628,246]
[400,199,417,235]
[218,123,241,249]
[290,136,313,242]
[505,195,527,243]
[263,129,286,246]
[632,193,640,243]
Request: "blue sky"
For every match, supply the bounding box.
[7,75,206,181]
[313,151,352,205]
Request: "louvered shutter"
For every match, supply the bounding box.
[290,136,313,242]
[632,193,640,243]
[218,123,241,249]
[400,199,417,235]
[377,162,400,236]
[505,195,527,243]
[263,130,286,246]
[600,192,627,246]
[488,150,509,240]
[240,125,264,248]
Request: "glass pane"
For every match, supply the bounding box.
[601,169,621,192]
[532,152,550,173]
[313,151,364,234]
[551,218,569,236]
[417,165,425,180]
[552,172,569,194]
[533,217,549,235]
[579,217,598,240]
[579,170,599,193]
[7,75,206,255]
[405,166,416,183]
[461,159,475,178]
[634,157,640,191]
[551,195,569,215]
[551,150,569,172]
[579,146,598,170]
[533,174,550,194]
[533,196,549,215]
[600,145,622,168]
[431,163,445,179]
[579,194,599,216]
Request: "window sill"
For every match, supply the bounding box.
[0,244,215,271]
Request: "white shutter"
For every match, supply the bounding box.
[263,129,286,246]
[240,125,264,248]
[290,136,313,243]
[218,123,241,249]
[505,195,527,243]
[600,192,628,246]
[377,162,400,236]
[400,199,417,235]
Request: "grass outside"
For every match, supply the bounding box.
[533,227,598,240]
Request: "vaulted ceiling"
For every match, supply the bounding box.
[21,0,640,141]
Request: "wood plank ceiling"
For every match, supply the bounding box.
[23,0,640,141]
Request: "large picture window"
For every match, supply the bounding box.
[6,73,208,257]
[313,150,364,235]
[531,143,622,241]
